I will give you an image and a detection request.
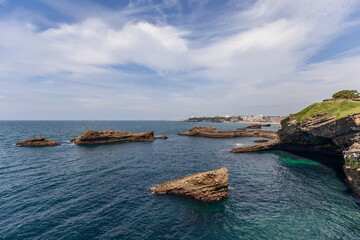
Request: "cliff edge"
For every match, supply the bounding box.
[231,99,360,198]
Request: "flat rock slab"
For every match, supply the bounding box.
[178,126,277,139]
[71,130,156,145]
[152,168,228,201]
[16,137,60,147]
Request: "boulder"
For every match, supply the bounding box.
[71,130,156,145]
[152,168,228,201]
[16,137,60,147]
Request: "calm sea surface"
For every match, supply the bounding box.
[0,121,360,239]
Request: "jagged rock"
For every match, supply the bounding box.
[152,168,228,201]
[178,127,277,139]
[231,110,360,198]
[71,130,156,145]
[16,137,60,147]
[343,141,360,197]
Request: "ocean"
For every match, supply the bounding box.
[0,121,359,239]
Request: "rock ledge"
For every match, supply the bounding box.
[71,130,156,145]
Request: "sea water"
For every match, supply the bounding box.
[0,121,359,239]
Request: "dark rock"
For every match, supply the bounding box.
[71,130,156,145]
[254,139,269,143]
[152,168,228,201]
[16,137,60,147]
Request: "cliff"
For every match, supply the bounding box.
[152,168,228,201]
[231,99,360,198]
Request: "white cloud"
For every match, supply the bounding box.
[0,0,360,119]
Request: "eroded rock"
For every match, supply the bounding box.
[16,137,60,147]
[152,168,228,201]
[71,130,156,145]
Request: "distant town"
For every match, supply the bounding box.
[184,115,285,123]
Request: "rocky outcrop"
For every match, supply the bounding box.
[156,136,168,139]
[16,137,60,147]
[71,130,156,145]
[238,124,262,130]
[231,112,360,198]
[343,141,360,197]
[254,139,269,143]
[237,124,271,130]
[178,127,277,139]
[152,168,228,201]
[231,139,280,153]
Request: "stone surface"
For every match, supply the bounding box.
[16,137,60,147]
[178,127,277,139]
[152,168,228,201]
[71,130,156,145]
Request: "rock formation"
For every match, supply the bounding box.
[16,137,60,147]
[254,139,269,143]
[231,111,360,198]
[71,130,156,145]
[237,124,262,130]
[178,126,277,139]
[152,168,228,201]
[156,136,168,139]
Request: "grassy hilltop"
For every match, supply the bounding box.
[289,99,360,122]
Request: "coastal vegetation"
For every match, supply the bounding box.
[332,90,360,99]
[289,99,360,122]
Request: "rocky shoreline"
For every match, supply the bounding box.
[231,112,360,198]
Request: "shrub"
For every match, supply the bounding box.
[332,90,360,99]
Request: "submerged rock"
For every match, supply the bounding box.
[254,139,270,143]
[152,168,228,201]
[178,127,277,139]
[16,137,60,147]
[71,130,156,145]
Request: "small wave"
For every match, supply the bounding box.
[235,143,244,146]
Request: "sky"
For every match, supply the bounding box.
[1,0,360,120]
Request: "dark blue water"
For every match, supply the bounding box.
[1,121,360,239]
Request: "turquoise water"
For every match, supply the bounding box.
[0,121,359,239]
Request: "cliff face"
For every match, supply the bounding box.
[267,113,360,197]
[231,111,360,198]
[278,113,360,151]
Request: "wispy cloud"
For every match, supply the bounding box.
[0,0,360,119]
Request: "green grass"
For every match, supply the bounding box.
[289,99,360,122]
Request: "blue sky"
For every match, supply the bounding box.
[1,0,360,120]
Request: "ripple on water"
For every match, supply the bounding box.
[0,121,360,239]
